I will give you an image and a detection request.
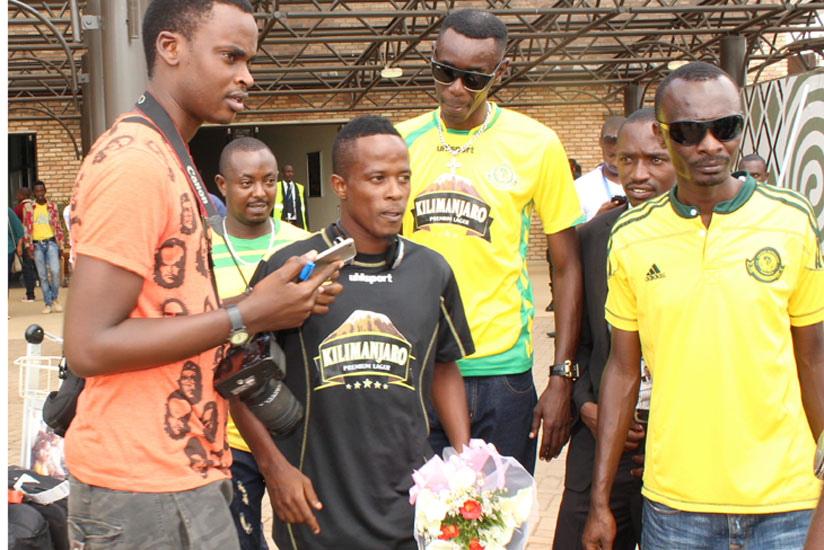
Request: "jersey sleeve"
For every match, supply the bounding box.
[72,144,172,279]
[435,263,475,363]
[604,233,638,331]
[788,213,824,327]
[533,130,585,234]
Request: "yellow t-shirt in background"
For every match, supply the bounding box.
[31,203,54,241]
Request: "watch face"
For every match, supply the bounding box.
[230,330,250,347]
[816,431,824,480]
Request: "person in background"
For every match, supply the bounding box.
[22,180,64,313]
[210,136,309,550]
[573,117,626,221]
[273,164,308,230]
[9,207,25,303]
[554,108,675,550]
[738,153,768,184]
[14,187,38,302]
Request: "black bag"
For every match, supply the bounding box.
[8,503,53,550]
[8,467,69,550]
[42,358,84,438]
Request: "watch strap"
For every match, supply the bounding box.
[549,360,579,380]
[225,304,245,332]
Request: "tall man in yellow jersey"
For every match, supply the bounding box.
[582,62,824,550]
[209,137,309,550]
[398,8,584,473]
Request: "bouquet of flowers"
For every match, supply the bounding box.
[409,439,537,550]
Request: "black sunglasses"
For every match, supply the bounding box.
[430,59,502,92]
[658,114,744,146]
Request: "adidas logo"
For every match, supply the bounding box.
[645,264,665,281]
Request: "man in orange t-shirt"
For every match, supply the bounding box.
[63,1,342,548]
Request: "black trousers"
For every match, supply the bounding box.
[21,252,37,299]
[553,455,642,550]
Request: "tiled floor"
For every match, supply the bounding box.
[7,262,566,549]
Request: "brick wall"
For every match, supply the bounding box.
[8,117,83,208]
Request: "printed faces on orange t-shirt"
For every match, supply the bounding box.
[65,116,230,492]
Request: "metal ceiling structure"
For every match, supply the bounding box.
[8,0,824,125]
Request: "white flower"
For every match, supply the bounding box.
[415,489,449,536]
[448,465,477,492]
[512,487,534,524]
[426,541,455,550]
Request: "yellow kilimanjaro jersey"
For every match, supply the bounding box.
[210,219,309,453]
[399,104,583,376]
[606,176,824,513]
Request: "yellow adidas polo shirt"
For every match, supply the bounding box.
[606,175,824,513]
[399,104,583,376]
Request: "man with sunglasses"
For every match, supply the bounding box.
[582,61,824,550]
[573,117,627,222]
[398,8,584,474]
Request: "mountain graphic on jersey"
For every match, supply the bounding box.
[411,173,494,241]
[315,310,415,390]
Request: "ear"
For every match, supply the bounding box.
[155,30,185,69]
[330,173,347,200]
[215,174,228,197]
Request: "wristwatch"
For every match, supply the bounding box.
[549,360,580,380]
[815,430,824,480]
[225,304,251,347]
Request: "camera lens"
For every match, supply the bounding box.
[243,378,304,437]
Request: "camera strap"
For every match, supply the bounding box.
[125,91,224,237]
[122,91,223,301]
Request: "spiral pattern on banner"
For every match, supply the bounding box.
[784,78,824,238]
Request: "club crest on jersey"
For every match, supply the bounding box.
[411,173,493,241]
[485,163,518,190]
[746,247,784,283]
[314,310,414,390]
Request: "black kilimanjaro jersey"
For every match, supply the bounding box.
[250,225,474,550]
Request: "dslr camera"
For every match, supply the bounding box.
[214,333,303,437]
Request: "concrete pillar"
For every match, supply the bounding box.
[80,0,107,151]
[100,0,149,126]
[720,35,747,88]
[623,84,644,116]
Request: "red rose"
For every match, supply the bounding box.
[468,538,484,550]
[438,524,459,540]
[459,499,482,520]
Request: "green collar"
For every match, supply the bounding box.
[669,172,755,218]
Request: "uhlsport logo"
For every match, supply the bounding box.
[644,264,665,282]
[746,247,784,283]
[314,310,414,391]
[411,173,493,241]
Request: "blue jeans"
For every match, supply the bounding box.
[229,448,270,550]
[32,239,60,306]
[642,498,812,550]
[427,370,538,474]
